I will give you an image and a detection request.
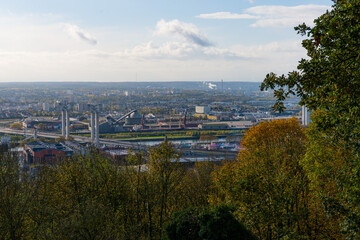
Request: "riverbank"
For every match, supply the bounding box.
[123,136,198,142]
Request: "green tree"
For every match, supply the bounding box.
[179,161,217,208]
[125,142,186,239]
[0,153,32,240]
[261,1,360,134]
[260,1,360,236]
[261,0,360,148]
[148,141,185,238]
[300,119,350,239]
[28,152,131,240]
[165,208,201,240]
[165,205,255,240]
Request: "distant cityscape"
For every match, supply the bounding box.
[0,81,307,173]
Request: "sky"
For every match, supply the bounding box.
[0,0,333,82]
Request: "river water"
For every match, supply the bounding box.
[140,137,228,146]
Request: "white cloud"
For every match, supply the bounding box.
[198,4,331,27]
[0,12,307,82]
[230,40,304,58]
[110,41,252,60]
[197,12,259,20]
[121,42,195,59]
[91,39,302,62]
[0,15,99,52]
[247,4,329,17]
[155,19,212,46]
[246,4,331,27]
[0,39,305,82]
[62,23,97,45]
[85,42,244,60]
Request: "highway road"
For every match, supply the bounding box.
[0,127,143,149]
[0,128,237,158]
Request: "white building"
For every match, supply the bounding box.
[195,106,210,114]
[42,102,50,111]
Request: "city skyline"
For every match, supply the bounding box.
[0,0,332,82]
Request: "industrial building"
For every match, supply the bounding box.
[99,110,143,133]
[97,121,124,133]
[22,118,61,130]
[198,123,230,130]
[198,121,253,130]
[195,106,211,114]
[125,111,142,126]
[23,141,84,166]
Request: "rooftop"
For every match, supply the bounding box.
[25,141,74,153]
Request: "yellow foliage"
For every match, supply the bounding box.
[10,122,23,130]
[212,118,336,239]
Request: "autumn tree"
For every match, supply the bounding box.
[55,135,74,142]
[9,122,23,130]
[260,0,360,236]
[0,141,219,239]
[37,123,45,131]
[212,118,321,239]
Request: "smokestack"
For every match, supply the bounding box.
[66,109,70,139]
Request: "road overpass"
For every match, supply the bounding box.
[0,128,238,160]
[0,127,142,149]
